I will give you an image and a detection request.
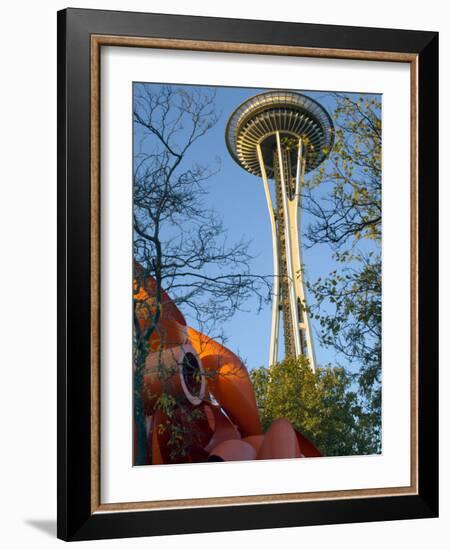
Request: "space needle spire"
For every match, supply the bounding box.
[226,91,334,370]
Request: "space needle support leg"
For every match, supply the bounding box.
[294,139,317,372]
[276,132,302,356]
[256,143,280,367]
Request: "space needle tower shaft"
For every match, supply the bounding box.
[226,91,334,371]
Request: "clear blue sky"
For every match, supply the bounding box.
[133,83,380,372]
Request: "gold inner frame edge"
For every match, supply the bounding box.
[90,35,419,514]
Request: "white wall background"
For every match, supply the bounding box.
[0,1,447,548]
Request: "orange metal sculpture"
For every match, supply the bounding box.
[133,267,322,465]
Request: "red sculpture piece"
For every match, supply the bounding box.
[133,266,322,465]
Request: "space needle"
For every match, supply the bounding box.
[226,91,334,370]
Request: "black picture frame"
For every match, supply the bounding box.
[57,7,438,541]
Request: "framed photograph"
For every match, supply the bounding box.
[57,8,438,541]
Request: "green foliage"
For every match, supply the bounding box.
[155,393,177,418]
[251,356,380,456]
[156,400,206,461]
[301,93,382,451]
[306,252,381,417]
[305,93,381,247]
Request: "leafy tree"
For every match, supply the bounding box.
[251,356,379,456]
[304,93,381,245]
[302,92,382,449]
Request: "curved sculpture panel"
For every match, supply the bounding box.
[188,327,262,437]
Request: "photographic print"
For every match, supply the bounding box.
[58,11,438,539]
[132,83,382,466]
